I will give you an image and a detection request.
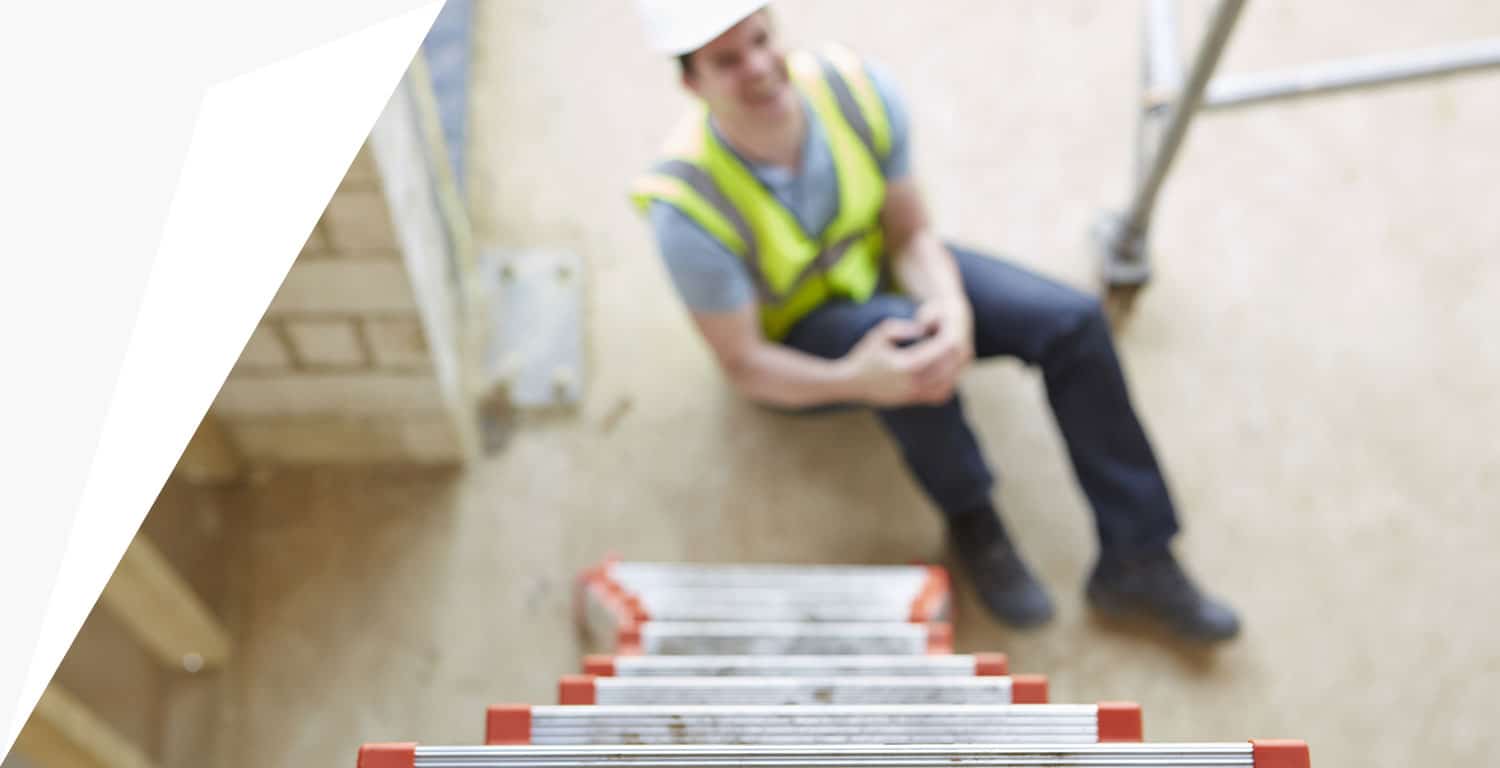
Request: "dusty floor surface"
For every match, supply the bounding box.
[22,2,1498,768]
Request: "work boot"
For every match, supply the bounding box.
[948,506,1055,628]
[1085,547,1241,643]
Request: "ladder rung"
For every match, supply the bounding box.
[357,740,1311,768]
[636,587,949,622]
[579,564,950,634]
[582,653,1009,677]
[607,562,938,589]
[557,673,1049,705]
[625,621,953,656]
[483,703,1142,746]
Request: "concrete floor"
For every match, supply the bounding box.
[104,2,1500,767]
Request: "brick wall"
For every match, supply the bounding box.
[209,62,481,465]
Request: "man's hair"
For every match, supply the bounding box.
[678,51,695,77]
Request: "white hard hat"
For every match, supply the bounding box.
[635,0,770,55]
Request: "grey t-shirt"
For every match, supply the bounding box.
[647,61,911,313]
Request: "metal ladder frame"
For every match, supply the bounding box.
[355,559,1312,768]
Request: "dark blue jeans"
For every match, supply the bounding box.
[781,244,1180,560]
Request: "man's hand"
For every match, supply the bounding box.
[842,309,972,407]
[909,296,974,403]
[842,318,933,406]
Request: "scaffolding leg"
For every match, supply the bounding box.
[1096,0,1246,322]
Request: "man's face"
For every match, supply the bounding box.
[683,10,795,123]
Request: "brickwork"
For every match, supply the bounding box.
[210,61,480,465]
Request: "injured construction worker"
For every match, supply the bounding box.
[629,1,1240,643]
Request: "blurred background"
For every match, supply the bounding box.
[7,1,1497,767]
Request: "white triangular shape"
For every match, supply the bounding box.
[3,1,444,755]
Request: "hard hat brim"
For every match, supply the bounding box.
[645,0,769,55]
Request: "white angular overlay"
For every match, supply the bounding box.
[0,1,445,757]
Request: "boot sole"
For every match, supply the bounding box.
[1086,591,1239,645]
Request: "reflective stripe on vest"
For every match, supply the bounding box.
[631,43,892,340]
[817,43,891,161]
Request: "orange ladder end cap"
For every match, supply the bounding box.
[572,565,605,626]
[1010,674,1049,704]
[926,622,954,654]
[358,743,416,768]
[485,705,533,745]
[928,565,952,595]
[1251,740,1310,768]
[973,652,1009,676]
[1097,701,1144,742]
[625,595,651,622]
[559,674,598,705]
[583,654,616,676]
[618,621,642,651]
[908,566,951,622]
[596,580,642,626]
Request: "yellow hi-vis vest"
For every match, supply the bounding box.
[631,43,893,341]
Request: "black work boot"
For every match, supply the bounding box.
[948,505,1055,628]
[1086,547,1241,643]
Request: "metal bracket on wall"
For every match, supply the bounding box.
[482,247,586,412]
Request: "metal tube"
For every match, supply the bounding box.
[631,587,938,622]
[641,621,933,656]
[609,562,932,589]
[1200,38,1500,110]
[1136,0,1181,184]
[412,742,1258,768]
[1147,0,1183,94]
[592,676,1020,706]
[610,654,986,678]
[525,704,1104,746]
[1123,0,1247,239]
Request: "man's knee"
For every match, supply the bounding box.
[854,294,921,331]
[1067,293,1109,333]
[837,296,924,357]
[785,294,920,359]
[792,295,918,352]
[1042,291,1112,365]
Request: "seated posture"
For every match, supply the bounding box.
[630,0,1239,642]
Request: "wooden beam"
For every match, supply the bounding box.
[98,536,231,670]
[12,685,159,768]
[174,413,241,485]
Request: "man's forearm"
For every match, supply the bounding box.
[724,342,860,409]
[893,229,966,308]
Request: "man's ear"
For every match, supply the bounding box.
[680,67,698,96]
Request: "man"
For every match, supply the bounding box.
[630,0,1240,642]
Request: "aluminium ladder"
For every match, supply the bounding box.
[357,557,1309,768]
